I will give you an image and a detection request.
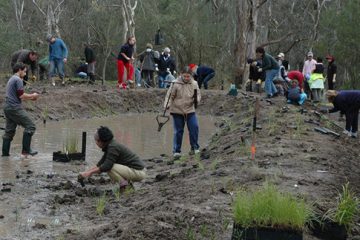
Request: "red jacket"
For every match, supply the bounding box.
[288,71,304,89]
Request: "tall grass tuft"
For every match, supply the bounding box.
[96,194,107,216]
[233,183,313,231]
[329,182,359,231]
[63,133,78,154]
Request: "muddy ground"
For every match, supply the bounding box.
[0,80,359,240]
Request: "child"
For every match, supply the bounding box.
[79,126,146,191]
[309,58,325,103]
[287,79,307,105]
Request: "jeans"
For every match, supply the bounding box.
[172,113,199,153]
[158,72,168,88]
[49,58,65,78]
[345,110,359,133]
[198,72,215,89]
[265,69,278,96]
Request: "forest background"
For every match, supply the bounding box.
[0,0,358,89]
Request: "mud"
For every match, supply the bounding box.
[0,81,359,240]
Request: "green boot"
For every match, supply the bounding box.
[22,133,38,156]
[2,138,11,156]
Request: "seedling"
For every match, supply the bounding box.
[63,134,79,154]
[233,183,313,231]
[96,194,107,216]
[112,187,121,201]
[324,182,359,231]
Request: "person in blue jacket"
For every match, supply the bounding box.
[47,34,68,86]
[323,90,360,138]
[189,64,215,89]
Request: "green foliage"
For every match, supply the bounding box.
[63,133,79,154]
[325,183,359,231]
[233,183,313,231]
[96,194,107,216]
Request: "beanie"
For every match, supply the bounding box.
[188,64,196,70]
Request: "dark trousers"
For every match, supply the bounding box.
[345,110,359,133]
[198,72,215,89]
[141,70,154,87]
[3,106,36,141]
[328,78,335,90]
[171,112,199,153]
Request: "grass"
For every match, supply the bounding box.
[325,182,359,231]
[96,194,107,216]
[63,133,79,154]
[112,187,121,201]
[233,183,313,231]
[42,106,49,121]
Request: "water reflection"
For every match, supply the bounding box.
[0,113,215,180]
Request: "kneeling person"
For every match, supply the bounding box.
[80,126,146,191]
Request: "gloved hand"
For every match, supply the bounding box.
[258,68,263,72]
[30,75,37,81]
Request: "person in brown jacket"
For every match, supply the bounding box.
[164,66,201,159]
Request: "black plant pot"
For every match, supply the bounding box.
[310,219,347,240]
[232,222,303,240]
[53,151,85,162]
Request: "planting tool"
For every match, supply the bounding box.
[156,83,174,132]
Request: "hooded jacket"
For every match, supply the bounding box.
[164,77,201,115]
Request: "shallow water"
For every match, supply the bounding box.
[0,113,216,180]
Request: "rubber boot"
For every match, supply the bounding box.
[61,77,65,85]
[51,77,55,86]
[22,133,38,156]
[2,139,11,156]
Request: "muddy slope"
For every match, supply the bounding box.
[0,83,359,240]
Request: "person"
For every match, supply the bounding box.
[255,47,279,98]
[156,47,176,88]
[84,43,96,84]
[47,34,68,86]
[2,63,39,157]
[164,66,201,159]
[322,90,360,138]
[326,55,337,90]
[79,126,146,191]
[10,49,38,85]
[246,58,264,93]
[287,70,304,91]
[75,59,88,79]
[38,56,49,81]
[286,79,307,105]
[117,36,136,89]
[278,52,290,71]
[189,64,215,90]
[138,43,159,88]
[302,51,317,99]
[308,58,325,103]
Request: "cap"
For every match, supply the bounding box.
[146,43,153,49]
[164,47,170,53]
[307,51,313,57]
[278,52,285,58]
[46,34,53,42]
[188,64,197,70]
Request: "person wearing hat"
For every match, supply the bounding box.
[326,55,337,90]
[80,126,146,191]
[47,34,68,86]
[155,47,176,88]
[188,64,215,90]
[322,90,360,138]
[10,49,38,85]
[302,51,317,99]
[138,43,159,88]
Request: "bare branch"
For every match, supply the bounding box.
[31,0,46,16]
[259,31,294,48]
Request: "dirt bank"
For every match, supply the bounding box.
[0,81,359,240]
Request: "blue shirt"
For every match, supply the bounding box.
[5,75,24,109]
[49,38,68,60]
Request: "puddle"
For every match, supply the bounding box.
[0,113,216,237]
